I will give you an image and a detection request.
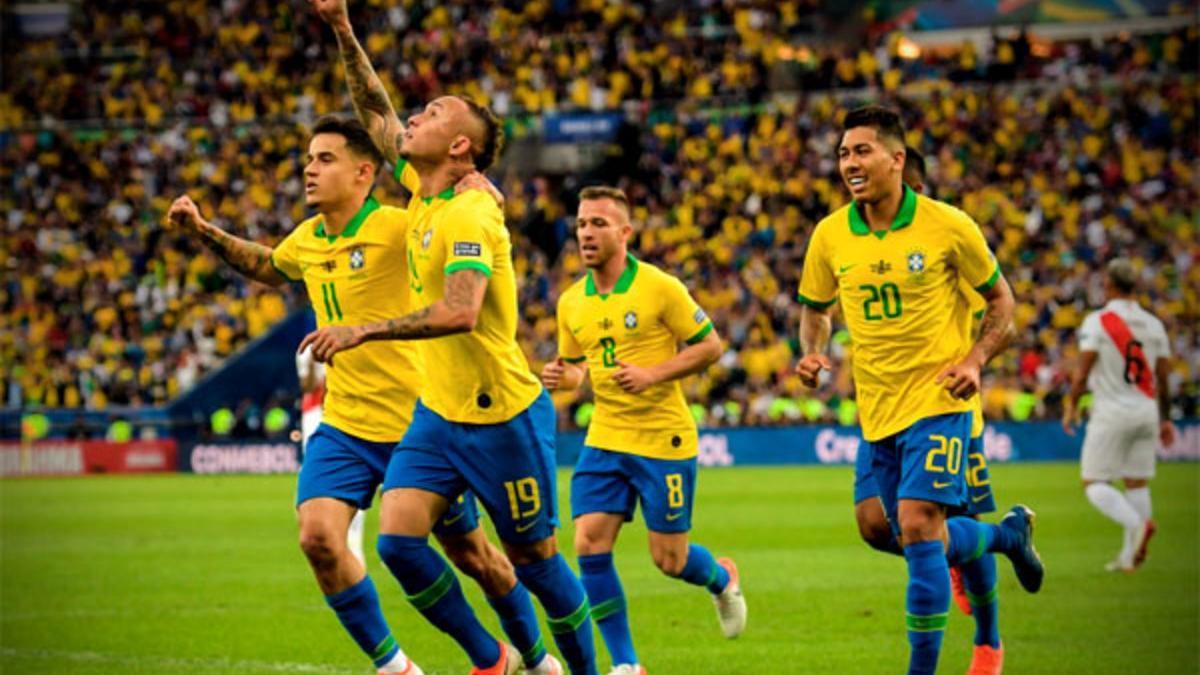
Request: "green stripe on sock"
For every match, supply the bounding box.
[972,532,988,562]
[705,561,719,588]
[906,612,949,632]
[406,568,455,611]
[546,598,590,635]
[521,636,546,664]
[370,634,398,662]
[590,596,624,621]
[967,586,998,607]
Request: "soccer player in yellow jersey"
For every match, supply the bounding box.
[302,2,594,674]
[849,147,1008,674]
[795,106,1042,675]
[168,116,544,675]
[539,186,745,675]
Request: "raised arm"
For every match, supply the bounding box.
[167,196,287,287]
[312,0,405,165]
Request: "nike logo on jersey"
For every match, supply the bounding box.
[972,493,992,503]
[515,520,538,533]
[838,264,856,274]
[441,511,467,526]
[932,480,953,489]
[665,512,684,522]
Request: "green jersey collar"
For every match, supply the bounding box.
[585,253,639,298]
[421,186,457,204]
[314,195,380,242]
[849,185,917,239]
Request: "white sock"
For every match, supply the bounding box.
[347,509,366,566]
[1125,486,1152,522]
[1086,482,1142,529]
[378,650,417,673]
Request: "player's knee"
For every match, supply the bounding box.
[574,528,610,556]
[298,526,342,565]
[443,538,490,580]
[651,546,687,577]
[898,503,943,544]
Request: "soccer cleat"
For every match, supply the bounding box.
[470,642,522,675]
[607,665,647,675]
[949,565,972,616]
[377,654,424,675]
[524,653,564,675]
[712,557,747,639]
[999,505,1044,593]
[1104,559,1134,573]
[1133,519,1157,568]
[967,643,1004,675]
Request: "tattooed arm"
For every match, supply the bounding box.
[167,196,286,287]
[311,0,405,164]
[297,270,488,363]
[937,274,1016,399]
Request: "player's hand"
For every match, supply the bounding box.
[309,0,350,29]
[795,353,833,388]
[166,195,206,233]
[541,357,566,390]
[1061,403,1081,436]
[936,360,981,400]
[456,171,505,208]
[612,360,657,394]
[1160,420,1177,448]
[297,325,364,364]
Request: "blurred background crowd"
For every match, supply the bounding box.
[2,1,1196,434]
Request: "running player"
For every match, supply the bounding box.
[306,2,595,673]
[1063,258,1174,572]
[541,186,746,675]
[795,106,1043,675]
[168,115,543,675]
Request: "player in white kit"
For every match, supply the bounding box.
[297,344,366,565]
[1063,259,1176,572]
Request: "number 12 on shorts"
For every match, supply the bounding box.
[504,477,541,520]
[924,434,963,474]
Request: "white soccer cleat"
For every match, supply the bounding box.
[607,665,647,675]
[712,557,746,639]
[525,653,565,675]
[377,653,424,675]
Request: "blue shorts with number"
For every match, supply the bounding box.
[571,445,697,534]
[384,391,559,544]
[855,427,996,516]
[869,412,973,536]
[297,423,478,536]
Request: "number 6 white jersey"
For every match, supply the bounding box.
[1077,298,1170,419]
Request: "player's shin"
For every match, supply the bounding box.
[904,540,951,675]
[677,544,730,593]
[324,576,410,669]
[376,534,501,668]
[579,552,638,667]
[515,554,599,675]
[488,582,549,668]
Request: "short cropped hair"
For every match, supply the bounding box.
[579,186,631,214]
[311,115,384,169]
[1107,258,1138,294]
[843,105,907,150]
[459,96,505,171]
[903,145,926,183]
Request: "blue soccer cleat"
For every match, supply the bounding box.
[1000,505,1044,593]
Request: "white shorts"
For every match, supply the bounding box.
[1080,413,1158,481]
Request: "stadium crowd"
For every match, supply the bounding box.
[1,1,1196,432]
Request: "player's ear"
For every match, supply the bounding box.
[449,134,472,162]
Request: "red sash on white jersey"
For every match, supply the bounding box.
[301,383,326,413]
[1099,311,1155,399]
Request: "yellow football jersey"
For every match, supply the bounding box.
[798,186,1000,441]
[271,196,422,442]
[557,255,714,460]
[394,160,542,424]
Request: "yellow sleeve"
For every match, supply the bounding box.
[556,294,586,363]
[269,227,303,282]
[392,159,422,194]
[440,197,496,278]
[662,276,714,345]
[954,216,1001,292]
[797,226,837,309]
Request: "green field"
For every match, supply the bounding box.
[2,463,1197,674]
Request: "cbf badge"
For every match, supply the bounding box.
[624,311,638,329]
[422,229,433,250]
[907,250,926,273]
[349,246,365,270]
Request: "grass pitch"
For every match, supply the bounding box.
[2,462,1197,674]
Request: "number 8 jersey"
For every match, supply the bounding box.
[798,186,1001,441]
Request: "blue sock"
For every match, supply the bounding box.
[516,554,598,675]
[904,540,950,675]
[488,583,547,668]
[579,553,637,667]
[324,576,402,667]
[677,544,730,594]
[961,552,1002,648]
[376,534,500,668]
[946,517,988,566]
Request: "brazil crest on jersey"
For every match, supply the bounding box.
[798,186,1001,441]
[394,160,542,424]
[270,197,422,442]
[557,255,714,460]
